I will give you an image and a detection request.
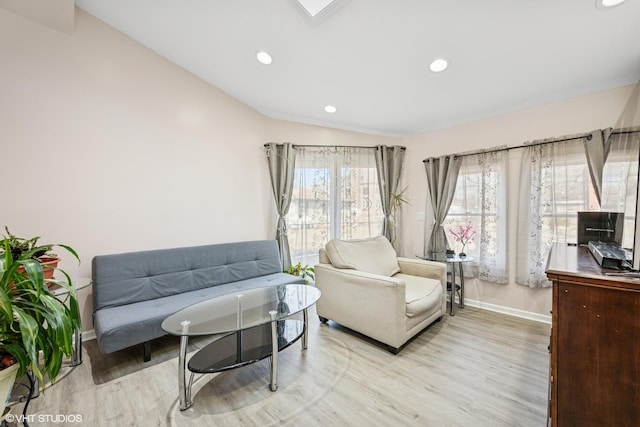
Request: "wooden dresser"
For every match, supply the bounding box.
[546,243,640,427]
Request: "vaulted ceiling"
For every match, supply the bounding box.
[75,0,640,137]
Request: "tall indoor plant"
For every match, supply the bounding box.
[390,187,410,250]
[0,229,80,396]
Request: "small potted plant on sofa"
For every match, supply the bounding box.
[284,262,315,284]
[0,228,80,410]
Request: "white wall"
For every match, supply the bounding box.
[399,84,635,318]
[0,8,274,331]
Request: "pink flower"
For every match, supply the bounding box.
[448,224,476,246]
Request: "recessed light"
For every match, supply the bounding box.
[324,105,337,113]
[256,51,273,65]
[596,0,627,8]
[429,58,449,73]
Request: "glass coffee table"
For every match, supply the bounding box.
[162,284,321,410]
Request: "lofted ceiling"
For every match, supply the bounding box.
[74,0,640,137]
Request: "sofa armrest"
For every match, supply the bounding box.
[314,263,407,348]
[397,257,447,285]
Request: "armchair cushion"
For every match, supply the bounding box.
[394,273,442,318]
[325,236,400,277]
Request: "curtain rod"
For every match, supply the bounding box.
[423,134,589,161]
[422,129,640,162]
[264,143,406,150]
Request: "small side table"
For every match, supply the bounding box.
[418,253,474,316]
[49,277,92,366]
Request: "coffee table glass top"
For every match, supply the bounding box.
[161,284,321,337]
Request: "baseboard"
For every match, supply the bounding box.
[461,298,551,324]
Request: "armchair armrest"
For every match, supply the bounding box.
[397,257,447,285]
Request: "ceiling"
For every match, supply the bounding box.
[74,0,640,137]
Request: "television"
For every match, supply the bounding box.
[577,211,624,246]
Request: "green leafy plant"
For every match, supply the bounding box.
[0,228,80,387]
[390,187,410,214]
[284,263,315,283]
[3,226,53,261]
[390,187,410,249]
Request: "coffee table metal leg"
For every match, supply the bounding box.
[269,310,278,391]
[187,371,194,404]
[459,263,465,309]
[302,308,308,350]
[450,262,456,316]
[71,327,82,366]
[178,320,192,410]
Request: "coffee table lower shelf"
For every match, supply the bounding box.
[189,319,304,373]
[178,319,305,410]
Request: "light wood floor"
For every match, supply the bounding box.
[6,306,550,426]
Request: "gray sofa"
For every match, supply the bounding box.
[92,240,304,361]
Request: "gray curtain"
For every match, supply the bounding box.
[583,128,613,206]
[265,142,296,270]
[424,155,461,254]
[374,145,406,248]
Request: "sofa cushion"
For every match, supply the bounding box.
[325,236,400,277]
[394,273,443,318]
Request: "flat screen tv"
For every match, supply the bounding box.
[577,211,624,246]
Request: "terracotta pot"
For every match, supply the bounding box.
[15,257,60,283]
[37,256,60,280]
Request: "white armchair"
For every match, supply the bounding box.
[315,236,447,353]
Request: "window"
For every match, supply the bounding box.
[517,139,600,287]
[287,146,383,265]
[437,130,638,289]
[539,157,598,245]
[444,150,508,283]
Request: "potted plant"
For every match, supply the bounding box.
[3,226,59,281]
[448,223,477,257]
[0,228,80,408]
[284,263,315,283]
